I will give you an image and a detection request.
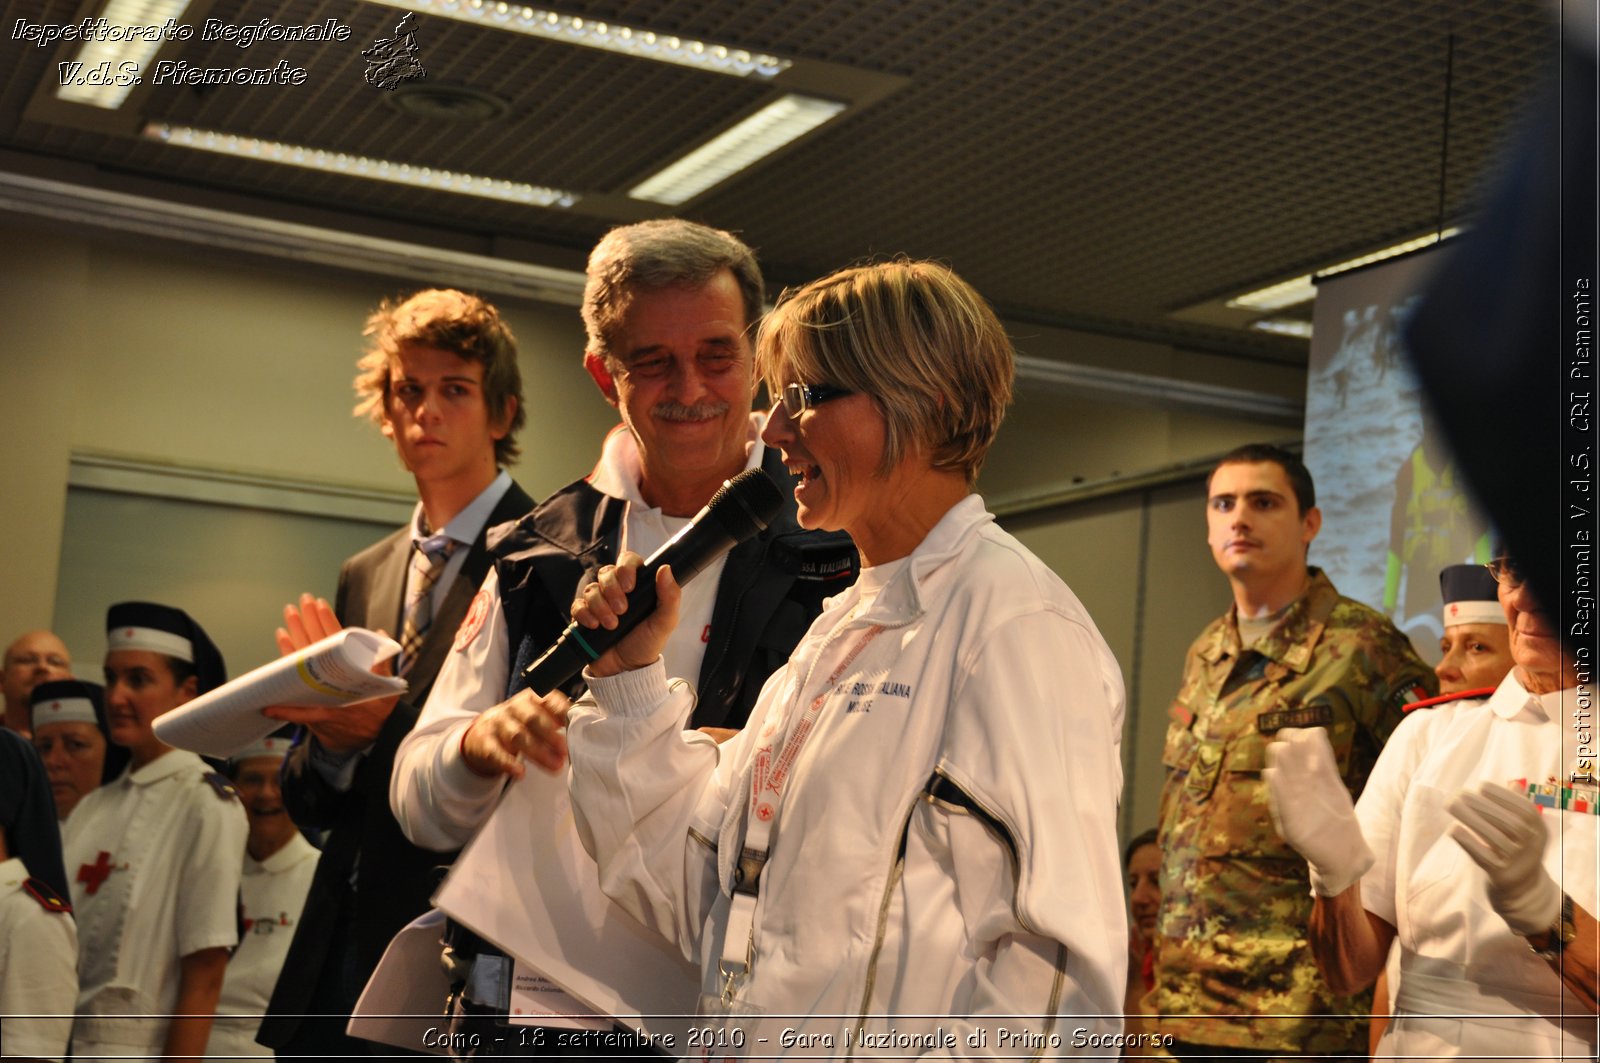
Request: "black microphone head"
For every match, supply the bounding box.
[706,468,784,541]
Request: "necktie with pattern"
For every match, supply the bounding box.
[399,535,456,674]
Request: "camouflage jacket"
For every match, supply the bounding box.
[1153,568,1436,1053]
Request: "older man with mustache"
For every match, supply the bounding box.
[388,218,856,1056]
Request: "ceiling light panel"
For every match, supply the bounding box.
[1318,227,1462,280]
[1226,274,1316,312]
[142,123,579,208]
[629,94,847,206]
[1250,318,1315,339]
[55,0,192,109]
[363,0,791,78]
[1227,228,1464,312]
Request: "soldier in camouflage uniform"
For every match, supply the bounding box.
[1154,444,1435,1059]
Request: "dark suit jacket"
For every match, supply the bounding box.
[258,480,534,1047]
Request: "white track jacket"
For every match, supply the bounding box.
[568,495,1127,1057]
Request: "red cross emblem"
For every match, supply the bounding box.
[453,589,491,652]
[77,850,115,895]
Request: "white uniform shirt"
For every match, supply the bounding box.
[206,832,318,1058]
[391,420,763,852]
[1357,672,1598,1058]
[63,749,247,1054]
[0,856,77,1062]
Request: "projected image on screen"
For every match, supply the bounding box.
[1304,248,1494,663]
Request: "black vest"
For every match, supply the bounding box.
[490,451,858,731]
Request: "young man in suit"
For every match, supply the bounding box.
[256,289,535,1057]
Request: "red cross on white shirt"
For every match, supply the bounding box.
[77,850,115,895]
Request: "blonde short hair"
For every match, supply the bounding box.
[757,260,1014,485]
[353,289,525,465]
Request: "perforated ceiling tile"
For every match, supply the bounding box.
[0,0,1556,362]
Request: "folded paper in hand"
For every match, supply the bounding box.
[433,766,699,1043]
[152,628,407,758]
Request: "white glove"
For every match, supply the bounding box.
[1447,781,1562,936]
[1263,726,1374,896]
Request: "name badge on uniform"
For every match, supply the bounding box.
[775,536,859,583]
[1256,704,1334,735]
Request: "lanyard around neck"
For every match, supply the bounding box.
[719,619,885,1001]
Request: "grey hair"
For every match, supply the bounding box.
[581,219,765,363]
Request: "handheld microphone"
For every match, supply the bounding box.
[521,467,785,693]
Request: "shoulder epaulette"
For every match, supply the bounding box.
[1404,686,1497,712]
[204,771,240,801]
[22,877,72,914]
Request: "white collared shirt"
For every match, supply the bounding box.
[207,832,319,1058]
[589,417,766,698]
[405,469,514,612]
[1356,671,1598,1045]
[63,750,247,1053]
[0,856,77,1061]
[390,417,765,853]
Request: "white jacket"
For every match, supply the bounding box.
[568,495,1127,1056]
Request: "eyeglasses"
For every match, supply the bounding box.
[778,381,851,417]
[1485,557,1525,588]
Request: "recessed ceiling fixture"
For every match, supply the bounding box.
[55,0,192,109]
[629,94,846,205]
[1228,227,1463,311]
[1250,318,1315,339]
[383,83,510,123]
[142,122,580,208]
[364,0,790,78]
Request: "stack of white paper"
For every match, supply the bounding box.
[153,628,407,758]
